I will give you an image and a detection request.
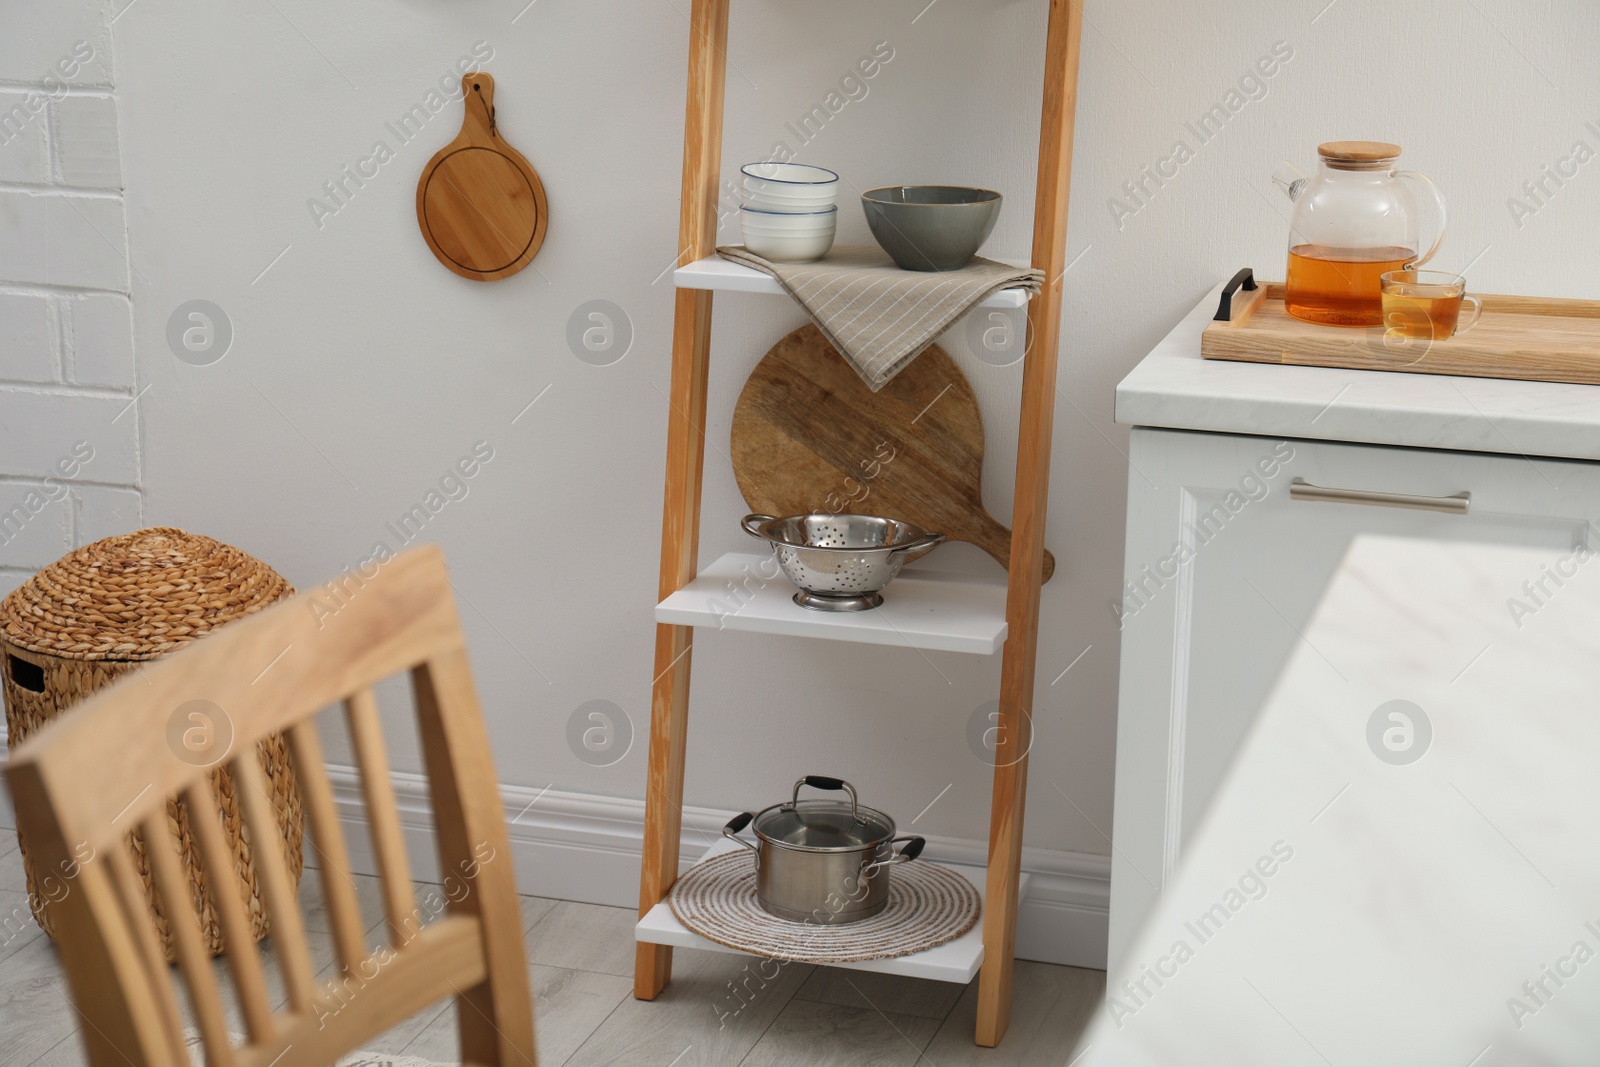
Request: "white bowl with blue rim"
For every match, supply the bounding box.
[740,162,840,213]
[739,205,837,263]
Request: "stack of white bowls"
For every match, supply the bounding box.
[739,163,839,263]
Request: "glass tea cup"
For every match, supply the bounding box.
[1379,269,1482,341]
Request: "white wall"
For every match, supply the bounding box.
[11,0,1596,963]
[0,1,140,597]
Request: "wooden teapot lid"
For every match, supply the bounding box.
[1318,140,1402,162]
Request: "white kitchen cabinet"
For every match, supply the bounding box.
[1108,285,1600,972]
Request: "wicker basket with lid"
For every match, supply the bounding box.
[0,527,305,959]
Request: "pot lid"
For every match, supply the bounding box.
[752,800,896,852]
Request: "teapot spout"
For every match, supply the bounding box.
[1271,161,1308,201]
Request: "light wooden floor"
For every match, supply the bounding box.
[0,834,1103,1065]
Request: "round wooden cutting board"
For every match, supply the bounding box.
[416,74,548,281]
[731,324,1055,582]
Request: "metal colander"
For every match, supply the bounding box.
[741,513,945,612]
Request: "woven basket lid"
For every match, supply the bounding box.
[0,527,294,662]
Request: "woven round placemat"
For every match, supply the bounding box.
[0,526,293,660]
[669,850,981,964]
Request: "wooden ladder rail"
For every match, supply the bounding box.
[977,0,1084,1047]
[635,0,730,1001]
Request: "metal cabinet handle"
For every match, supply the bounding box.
[1289,479,1470,514]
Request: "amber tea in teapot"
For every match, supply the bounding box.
[1286,244,1413,326]
[1275,142,1447,328]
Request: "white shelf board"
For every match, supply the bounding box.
[674,256,1032,309]
[636,837,1030,985]
[656,552,1008,655]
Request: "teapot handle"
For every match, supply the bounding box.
[1396,170,1447,269]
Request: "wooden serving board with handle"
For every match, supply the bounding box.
[731,324,1055,582]
[1203,268,1600,384]
[416,73,548,281]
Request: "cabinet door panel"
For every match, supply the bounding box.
[1109,428,1600,972]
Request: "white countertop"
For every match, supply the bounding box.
[1115,279,1600,462]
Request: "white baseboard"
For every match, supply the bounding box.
[322,766,1109,971]
[0,719,1109,971]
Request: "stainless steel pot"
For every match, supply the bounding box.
[741,514,945,612]
[723,776,924,924]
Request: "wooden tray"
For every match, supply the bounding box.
[1202,268,1600,385]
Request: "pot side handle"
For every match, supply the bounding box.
[723,812,761,866]
[863,835,925,875]
[895,836,926,863]
[741,514,774,538]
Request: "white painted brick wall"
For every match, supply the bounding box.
[0,292,57,383]
[0,0,140,582]
[0,91,50,183]
[0,481,74,569]
[0,190,129,290]
[76,483,141,543]
[0,3,113,88]
[0,392,138,482]
[66,290,134,387]
[52,94,119,189]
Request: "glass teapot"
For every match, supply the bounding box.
[1273,141,1446,327]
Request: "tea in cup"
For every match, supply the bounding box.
[1379,270,1482,341]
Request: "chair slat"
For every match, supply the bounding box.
[183,781,275,1043]
[141,812,237,1067]
[286,719,368,973]
[344,688,418,945]
[106,838,188,1062]
[232,746,316,1012]
[413,651,539,1066]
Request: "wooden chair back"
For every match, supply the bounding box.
[5,545,536,1067]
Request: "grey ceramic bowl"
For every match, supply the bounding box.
[861,186,1003,272]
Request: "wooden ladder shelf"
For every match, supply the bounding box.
[634,0,1084,1046]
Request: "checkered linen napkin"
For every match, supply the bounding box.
[716,244,1043,391]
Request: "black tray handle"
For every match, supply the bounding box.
[1215,267,1257,322]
